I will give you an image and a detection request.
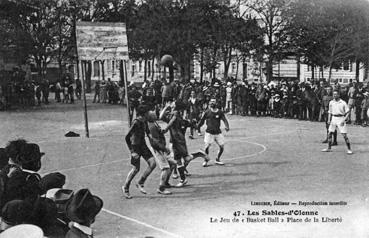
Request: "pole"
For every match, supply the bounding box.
[74,21,89,138]
[123,60,131,127]
[81,60,90,138]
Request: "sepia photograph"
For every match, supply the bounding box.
[0,0,369,237]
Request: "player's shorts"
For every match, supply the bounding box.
[329,116,347,134]
[130,144,153,169]
[204,132,225,146]
[153,151,175,170]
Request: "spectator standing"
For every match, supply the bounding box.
[92,80,100,103]
[55,81,62,103]
[355,86,364,125]
[75,79,82,100]
[361,91,369,126]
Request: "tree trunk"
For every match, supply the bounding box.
[355,58,360,82]
[36,59,42,82]
[144,59,147,81]
[296,56,300,82]
[200,47,204,83]
[212,46,217,79]
[86,61,92,92]
[58,54,63,82]
[169,66,174,83]
[41,58,47,80]
[119,60,124,86]
[101,60,105,81]
[235,59,239,80]
[151,56,155,81]
[321,66,324,80]
[266,58,273,82]
[311,65,314,80]
[328,64,333,83]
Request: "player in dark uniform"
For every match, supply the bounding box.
[122,105,156,199]
[198,98,230,167]
[146,110,176,195]
[160,101,193,187]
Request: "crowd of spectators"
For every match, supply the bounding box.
[127,77,369,128]
[0,139,103,237]
[0,68,82,110]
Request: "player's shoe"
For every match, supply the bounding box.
[175,179,188,187]
[322,139,328,143]
[122,187,132,199]
[198,132,202,136]
[157,189,172,195]
[321,148,332,152]
[189,135,194,139]
[202,154,210,167]
[347,150,353,155]
[172,173,179,179]
[164,182,173,188]
[331,141,338,146]
[215,160,225,165]
[136,183,147,194]
[184,168,191,176]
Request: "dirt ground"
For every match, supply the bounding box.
[1,98,369,238]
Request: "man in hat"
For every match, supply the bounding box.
[198,98,230,167]
[322,90,353,154]
[65,188,103,238]
[0,200,33,232]
[123,105,156,199]
[1,140,43,208]
[39,172,66,195]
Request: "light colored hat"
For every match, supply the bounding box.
[227,82,232,86]
[209,99,217,104]
[0,224,44,238]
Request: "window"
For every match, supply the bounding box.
[343,61,349,71]
[93,61,100,77]
[343,78,348,84]
[307,65,310,72]
[232,63,236,74]
[112,60,115,75]
[139,61,142,72]
[107,60,111,72]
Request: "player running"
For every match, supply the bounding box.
[146,109,176,195]
[322,90,353,154]
[198,98,230,167]
[122,105,156,199]
[160,101,193,187]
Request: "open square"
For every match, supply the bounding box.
[1,101,368,238]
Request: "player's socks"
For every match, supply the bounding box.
[178,167,186,181]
